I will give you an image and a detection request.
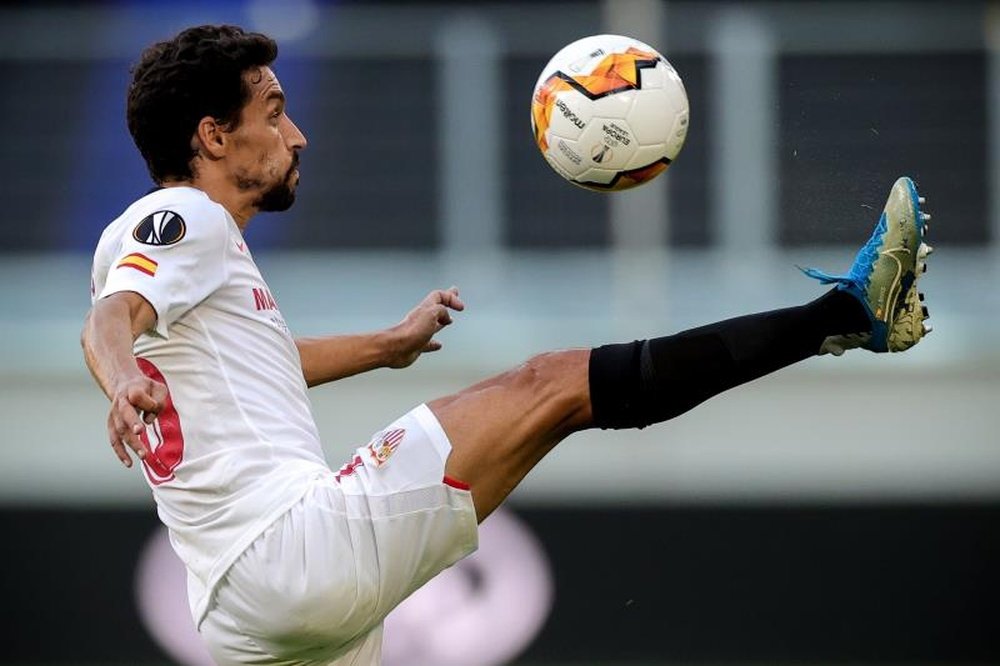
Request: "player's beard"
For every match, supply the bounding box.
[254,153,300,212]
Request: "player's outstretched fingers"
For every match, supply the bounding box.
[108,412,133,467]
[438,286,464,312]
[109,401,146,463]
[435,304,453,327]
[114,393,150,460]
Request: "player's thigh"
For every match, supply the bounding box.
[201,600,291,666]
[207,405,479,662]
[201,597,382,666]
[430,348,592,521]
[335,405,480,620]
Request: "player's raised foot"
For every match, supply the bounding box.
[802,176,933,353]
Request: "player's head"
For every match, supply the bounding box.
[127,25,307,212]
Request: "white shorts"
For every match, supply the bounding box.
[200,404,479,665]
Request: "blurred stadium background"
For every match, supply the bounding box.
[1,0,998,664]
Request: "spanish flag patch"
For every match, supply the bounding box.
[117,252,158,277]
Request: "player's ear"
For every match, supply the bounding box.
[194,116,227,160]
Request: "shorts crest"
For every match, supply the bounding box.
[368,428,405,467]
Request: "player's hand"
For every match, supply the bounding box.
[107,374,168,468]
[385,287,464,369]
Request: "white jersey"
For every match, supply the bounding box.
[91,186,331,625]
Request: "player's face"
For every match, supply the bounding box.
[228,66,307,212]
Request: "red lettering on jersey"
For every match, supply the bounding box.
[252,287,278,311]
[135,358,185,486]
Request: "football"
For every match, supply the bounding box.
[530,34,689,192]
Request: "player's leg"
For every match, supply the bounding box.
[436,176,932,521]
[433,289,866,520]
[431,347,592,518]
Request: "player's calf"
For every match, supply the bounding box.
[589,288,868,429]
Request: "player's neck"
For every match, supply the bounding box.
[163,176,257,231]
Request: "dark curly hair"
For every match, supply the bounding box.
[127,25,278,184]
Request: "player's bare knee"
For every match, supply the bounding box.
[511,351,561,390]
[514,350,590,424]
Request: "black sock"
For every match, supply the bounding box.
[589,289,869,429]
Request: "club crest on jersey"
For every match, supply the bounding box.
[367,428,405,467]
[133,210,186,246]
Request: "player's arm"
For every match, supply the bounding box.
[81,291,166,467]
[295,287,464,388]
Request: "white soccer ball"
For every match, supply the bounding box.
[530,34,689,192]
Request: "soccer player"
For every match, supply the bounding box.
[81,25,932,666]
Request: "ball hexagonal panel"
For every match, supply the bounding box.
[625,88,677,146]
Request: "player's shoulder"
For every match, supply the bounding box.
[106,186,231,248]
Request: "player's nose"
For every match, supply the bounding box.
[285,116,307,151]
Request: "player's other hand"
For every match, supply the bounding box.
[386,287,465,369]
[108,374,168,468]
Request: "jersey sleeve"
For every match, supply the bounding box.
[99,201,229,339]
